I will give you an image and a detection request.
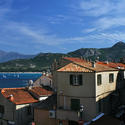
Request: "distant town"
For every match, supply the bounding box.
[0,56,125,125]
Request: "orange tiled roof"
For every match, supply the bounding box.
[1,87,53,105]
[63,57,86,63]
[98,62,125,69]
[60,57,118,72]
[57,63,93,72]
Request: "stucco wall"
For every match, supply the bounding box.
[95,71,118,97]
[0,93,16,125]
[55,70,119,121]
[0,93,35,125]
[15,104,33,125]
[34,109,57,125]
[57,95,96,121]
[56,72,96,97]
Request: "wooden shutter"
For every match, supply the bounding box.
[71,99,80,111]
[78,75,83,85]
[70,75,73,85]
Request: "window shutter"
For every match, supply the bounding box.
[71,99,80,111]
[70,75,73,85]
[78,75,83,85]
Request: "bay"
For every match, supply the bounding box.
[0,73,42,88]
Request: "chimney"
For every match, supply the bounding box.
[27,80,33,90]
[105,61,109,64]
[92,61,96,68]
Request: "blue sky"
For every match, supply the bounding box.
[0,0,125,54]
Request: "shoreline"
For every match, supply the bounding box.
[0,72,42,74]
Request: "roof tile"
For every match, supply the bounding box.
[1,87,53,105]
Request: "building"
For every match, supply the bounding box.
[34,94,57,125]
[97,61,125,106]
[33,75,53,88]
[52,57,121,124]
[0,86,53,125]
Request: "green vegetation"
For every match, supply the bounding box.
[0,41,125,72]
[0,53,65,72]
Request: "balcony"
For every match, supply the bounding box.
[56,109,79,121]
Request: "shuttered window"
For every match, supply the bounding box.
[70,74,83,86]
[71,99,80,111]
[97,74,102,86]
[109,73,114,83]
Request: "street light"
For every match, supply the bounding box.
[78,105,84,125]
[80,105,84,120]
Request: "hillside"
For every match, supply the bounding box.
[0,53,65,72]
[68,41,125,61]
[0,41,125,72]
[0,50,35,63]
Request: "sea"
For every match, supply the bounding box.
[0,73,42,88]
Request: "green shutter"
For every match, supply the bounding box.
[70,75,73,85]
[78,75,83,85]
[71,99,80,111]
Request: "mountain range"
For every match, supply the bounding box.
[0,41,125,72]
[0,50,35,63]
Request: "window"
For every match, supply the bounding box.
[27,106,32,115]
[109,73,114,83]
[0,105,4,114]
[71,99,80,111]
[70,75,82,86]
[97,74,102,86]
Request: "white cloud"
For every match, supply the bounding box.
[77,0,125,17]
[93,17,125,31]
[75,0,125,32]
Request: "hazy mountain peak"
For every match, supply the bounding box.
[112,41,125,49]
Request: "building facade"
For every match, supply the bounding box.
[0,87,53,125]
[53,57,120,124]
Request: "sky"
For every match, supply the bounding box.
[0,0,125,54]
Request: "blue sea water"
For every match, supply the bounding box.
[0,73,42,88]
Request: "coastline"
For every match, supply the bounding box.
[0,72,42,74]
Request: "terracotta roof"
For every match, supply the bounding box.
[63,57,86,63]
[59,57,118,72]
[57,63,93,72]
[29,87,53,98]
[1,87,53,105]
[98,62,125,69]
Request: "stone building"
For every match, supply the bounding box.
[50,57,125,125]
[0,86,53,125]
[33,75,52,88]
[34,57,125,125]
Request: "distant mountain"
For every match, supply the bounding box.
[0,41,125,72]
[0,53,65,72]
[0,50,35,63]
[68,41,125,61]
